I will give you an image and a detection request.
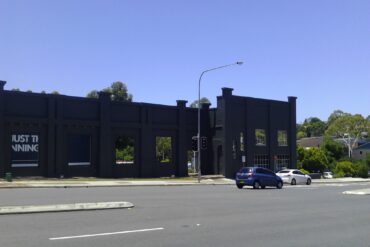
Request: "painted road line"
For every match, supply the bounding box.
[343,190,370,195]
[49,227,165,240]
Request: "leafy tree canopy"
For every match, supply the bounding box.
[325,113,370,158]
[86,81,133,102]
[327,110,350,126]
[86,90,99,99]
[325,114,369,141]
[322,136,345,162]
[189,97,211,108]
[297,117,326,138]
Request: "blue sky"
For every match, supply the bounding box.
[0,0,369,122]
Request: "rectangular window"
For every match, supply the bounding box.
[240,132,245,151]
[278,130,288,146]
[253,154,269,168]
[68,135,91,166]
[115,136,135,165]
[11,134,39,167]
[255,129,266,146]
[156,136,172,163]
[276,154,290,171]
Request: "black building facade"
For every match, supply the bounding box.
[0,81,296,178]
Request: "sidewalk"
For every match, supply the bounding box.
[1,176,370,189]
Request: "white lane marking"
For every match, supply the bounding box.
[284,183,367,188]
[49,227,164,241]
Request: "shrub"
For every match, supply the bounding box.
[334,170,345,178]
[300,148,329,173]
[334,161,355,177]
[364,153,370,170]
[353,161,369,178]
[300,168,310,175]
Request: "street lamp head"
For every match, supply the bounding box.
[236,61,243,65]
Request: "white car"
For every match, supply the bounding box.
[276,169,312,185]
[323,172,333,179]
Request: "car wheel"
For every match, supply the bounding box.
[277,181,283,189]
[236,183,244,189]
[253,181,260,189]
[306,178,311,185]
[291,178,296,185]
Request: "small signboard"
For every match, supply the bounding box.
[242,155,246,163]
[11,134,39,167]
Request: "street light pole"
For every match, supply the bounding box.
[197,61,243,183]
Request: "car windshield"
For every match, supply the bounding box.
[277,170,290,173]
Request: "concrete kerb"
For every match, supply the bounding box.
[0,178,236,189]
[0,183,235,189]
[0,201,134,215]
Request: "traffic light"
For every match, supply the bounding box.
[191,136,198,151]
[201,136,207,150]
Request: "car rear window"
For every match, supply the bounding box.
[240,167,253,173]
[278,170,290,173]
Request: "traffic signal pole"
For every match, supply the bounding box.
[197,62,243,183]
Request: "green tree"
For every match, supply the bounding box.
[296,123,306,139]
[189,97,211,108]
[296,145,305,165]
[297,131,306,139]
[115,137,135,163]
[325,114,370,158]
[364,153,370,170]
[86,81,133,102]
[334,161,355,177]
[86,90,99,99]
[327,110,350,126]
[51,91,60,95]
[322,136,345,162]
[299,148,329,173]
[353,161,369,178]
[301,117,327,137]
[156,137,172,163]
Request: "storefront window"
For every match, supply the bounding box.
[68,135,91,166]
[278,130,288,146]
[156,136,172,163]
[115,136,135,165]
[11,134,39,167]
[255,129,266,146]
[253,154,269,168]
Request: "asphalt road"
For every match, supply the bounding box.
[0,183,369,247]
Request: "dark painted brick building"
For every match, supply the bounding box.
[0,81,296,178]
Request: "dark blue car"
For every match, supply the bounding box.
[235,167,283,189]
